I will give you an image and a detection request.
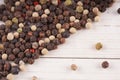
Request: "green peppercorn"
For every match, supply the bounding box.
[64,0,72,6]
[76,6,83,13]
[12,17,18,24]
[39,0,47,4]
[17,28,22,33]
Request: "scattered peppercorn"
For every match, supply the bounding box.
[96,42,103,50]
[71,64,78,71]
[117,8,120,14]
[102,61,109,69]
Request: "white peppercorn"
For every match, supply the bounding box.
[74,19,79,23]
[49,35,55,40]
[56,23,62,29]
[2,54,8,60]
[7,33,14,41]
[32,76,38,80]
[83,9,89,15]
[15,1,20,6]
[70,16,76,22]
[6,73,14,80]
[39,40,44,46]
[19,23,24,28]
[41,48,48,55]
[32,12,39,17]
[32,42,39,49]
[19,64,26,71]
[59,28,65,33]
[44,38,50,43]
[85,22,92,29]
[44,9,50,15]
[41,14,48,18]
[69,27,77,34]
[77,1,83,6]
[31,25,37,31]
[94,16,100,22]
[35,5,42,11]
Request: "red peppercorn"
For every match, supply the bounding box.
[58,0,61,4]
[34,1,39,6]
[30,49,35,53]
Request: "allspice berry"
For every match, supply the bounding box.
[71,64,78,71]
[102,61,109,69]
[96,42,103,50]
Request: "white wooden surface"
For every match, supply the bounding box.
[1,0,120,80]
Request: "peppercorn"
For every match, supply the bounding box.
[6,73,14,80]
[7,33,14,41]
[5,20,12,27]
[117,8,120,14]
[41,48,48,55]
[102,61,109,69]
[11,66,20,74]
[35,5,41,11]
[64,0,72,6]
[96,42,103,50]
[71,64,78,71]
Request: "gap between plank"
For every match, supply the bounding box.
[40,57,120,60]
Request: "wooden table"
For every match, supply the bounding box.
[0,0,120,80]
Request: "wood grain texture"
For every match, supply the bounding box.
[0,0,120,80]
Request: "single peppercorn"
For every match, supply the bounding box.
[117,8,120,14]
[95,42,103,50]
[102,61,109,69]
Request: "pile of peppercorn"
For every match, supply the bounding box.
[0,0,114,80]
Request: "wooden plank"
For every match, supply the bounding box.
[15,58,120,80]
[41,25,120,58]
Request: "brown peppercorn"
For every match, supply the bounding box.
[102,61,109,69]
[71,64,78,71]
[117,8,120,14]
